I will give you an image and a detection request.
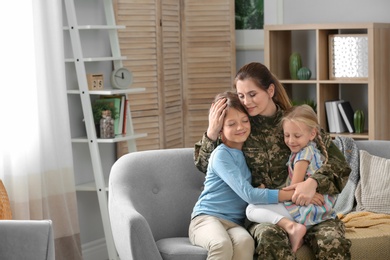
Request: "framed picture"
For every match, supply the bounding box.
[329,34,369,80]
[235,0,264,30]
[235,0,284,50]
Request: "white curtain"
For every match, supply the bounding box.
[1,1,82,259]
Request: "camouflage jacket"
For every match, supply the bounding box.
[194,109,351,195]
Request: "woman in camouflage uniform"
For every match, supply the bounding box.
[194,62,351,259]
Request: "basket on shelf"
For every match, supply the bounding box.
[0,179,12,219]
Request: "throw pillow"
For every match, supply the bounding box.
[355,150,390,214]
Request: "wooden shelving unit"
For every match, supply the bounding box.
[264,23,390,140]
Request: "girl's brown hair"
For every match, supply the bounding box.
[233,62,292,111]
[281,104,329,164]
[214,91,248,116]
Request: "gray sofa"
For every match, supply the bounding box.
[108,140,390,260]
[0,220,55,260]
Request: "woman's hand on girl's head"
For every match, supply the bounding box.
[283,178,318,206]
[207,98,227,141]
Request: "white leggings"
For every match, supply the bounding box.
[246,203,294,224]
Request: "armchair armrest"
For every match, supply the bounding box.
[0,220,55,260]
[109,184,162,260]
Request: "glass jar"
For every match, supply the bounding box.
[100,110,114,138]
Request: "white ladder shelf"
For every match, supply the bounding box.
[63,0,146,259]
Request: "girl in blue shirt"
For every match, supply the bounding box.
[189,91,300,260]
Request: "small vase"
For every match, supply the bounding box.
[100,110,115,138]
[289,52,302,80]
[297,67,312,80]
[354,110,365,133]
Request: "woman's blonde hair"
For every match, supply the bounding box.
[234,62,292,111]
[281,104,328,164]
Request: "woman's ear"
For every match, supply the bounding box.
[267,84,275,98]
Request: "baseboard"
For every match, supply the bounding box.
[82,238,109,260]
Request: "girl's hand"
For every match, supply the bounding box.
[310,193,325,206]
[283,178,318,206]
[206,98,227,141]
[258,183,266,188]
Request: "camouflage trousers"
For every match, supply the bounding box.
[248,218,351,260]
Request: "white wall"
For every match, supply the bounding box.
[283,0,390,24]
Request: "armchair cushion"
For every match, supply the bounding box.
[156,237,206,260]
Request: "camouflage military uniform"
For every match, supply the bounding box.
[194,108,352,259]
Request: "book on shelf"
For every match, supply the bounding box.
[325,101,336,133]
[122,99,129,134]
[337,101,355,133]
[118,95,125,135]
[332,100,347,133]
[325,100,348,133]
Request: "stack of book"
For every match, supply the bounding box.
[325,100,355,133]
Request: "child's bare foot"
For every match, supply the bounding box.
[277,218,307,253]
[288,223,306,252]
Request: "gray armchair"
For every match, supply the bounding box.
[109,148,206,260]
[0,220,55,260]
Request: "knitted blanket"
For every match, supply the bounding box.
[338,211,390,228]
[333,136,359,215]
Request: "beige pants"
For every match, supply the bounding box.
[189,215,254,260]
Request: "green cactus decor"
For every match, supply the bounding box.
[354,109,365,133]
[289,52,302,80]
[297,67,312,80]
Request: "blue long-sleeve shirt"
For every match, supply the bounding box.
[192,144,279,226]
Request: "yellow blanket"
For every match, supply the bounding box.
[338,211,390,228]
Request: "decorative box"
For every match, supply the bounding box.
[329,34,368,80]
[87,73,104,90]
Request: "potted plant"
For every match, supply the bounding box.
[91,101,118,136]
[291,99,317,113]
